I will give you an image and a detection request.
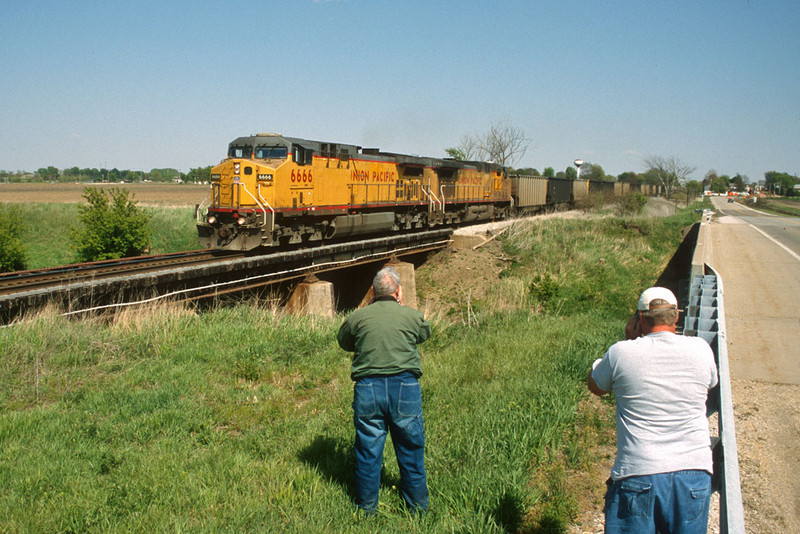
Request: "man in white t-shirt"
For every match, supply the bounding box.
[588,287,718,534]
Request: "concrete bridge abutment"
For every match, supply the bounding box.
[288,259,419,317]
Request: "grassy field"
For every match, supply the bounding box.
[14,203,202,269]
[749,196,800,217]
[0,202,702,532]
[2,183,207,269]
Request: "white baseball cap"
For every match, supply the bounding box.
[637,287,678,311]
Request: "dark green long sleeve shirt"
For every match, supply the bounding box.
[337,296,431,380]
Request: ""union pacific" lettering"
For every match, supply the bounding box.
[351,170,397,182]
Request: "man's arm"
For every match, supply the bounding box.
[417,318,431,344]
[587,371,609,396]
[587,358,609,396]
[337,321,355,352]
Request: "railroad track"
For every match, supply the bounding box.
[0,230,454,323]
[0,250,241,297]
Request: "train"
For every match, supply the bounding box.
[196,133,660,251]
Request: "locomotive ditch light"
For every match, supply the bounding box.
[207,215,217,225]
[237,217,246,226]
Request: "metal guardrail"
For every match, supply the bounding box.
[685,215,745,534]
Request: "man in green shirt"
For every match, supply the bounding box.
[337,265,431,514]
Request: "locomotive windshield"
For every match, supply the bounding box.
[229,146,253,158]
[255,146,288,159]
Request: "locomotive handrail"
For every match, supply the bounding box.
[195,189,212,224]
[239,183,269,227]
[449,183,481,202]
[421,185,442,214]
[347,183,396,207]
[256,184,275,231]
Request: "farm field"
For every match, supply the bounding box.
[1,183,208,268]
[0,182,209,207]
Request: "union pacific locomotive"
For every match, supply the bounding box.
[196,133,509,250]
[196,133,660,250]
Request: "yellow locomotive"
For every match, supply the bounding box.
[196,133,510,250]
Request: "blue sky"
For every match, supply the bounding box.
[1,0,798,182]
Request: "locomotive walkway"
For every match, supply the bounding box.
[705,197,800,533]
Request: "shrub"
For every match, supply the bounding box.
[0,203,27,272]
[71,187,151,261]
[616,191,648,216]
[575,192,605,214]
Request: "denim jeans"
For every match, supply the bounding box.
[352,372,428,513]
[604,470,712,534]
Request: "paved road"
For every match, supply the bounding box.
[707,196,800,384]
[706,197,800,533]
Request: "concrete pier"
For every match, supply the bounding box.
[287,275,335,317]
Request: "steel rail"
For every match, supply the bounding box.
[0,250,232,295]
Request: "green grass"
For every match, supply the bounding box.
[146,206,204,254]
[0,208,701,532]
[17,203,201,269]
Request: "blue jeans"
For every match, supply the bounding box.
[352,372,428,513]
[604,470,712,534]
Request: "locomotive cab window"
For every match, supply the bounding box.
[255,146,288,159]
[229,146,253,159]
[436,167,457,180]
[292,145,314,165]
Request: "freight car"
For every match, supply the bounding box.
[509,175,662,213]
[196,133,661,251]
[196,133,509,250]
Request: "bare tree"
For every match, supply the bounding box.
[447,121,530,167]
[643,155,695,199]
[460,134,481,161]
[478,121,530,167]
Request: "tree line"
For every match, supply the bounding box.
[0,166,213,184]
[446,121,799,198]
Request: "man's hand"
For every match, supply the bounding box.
[625,313,642,340]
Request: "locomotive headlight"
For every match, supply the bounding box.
[257,173,273,181]
[237,217,246,225]
[234,163,240,174]
[207,215,217,225]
